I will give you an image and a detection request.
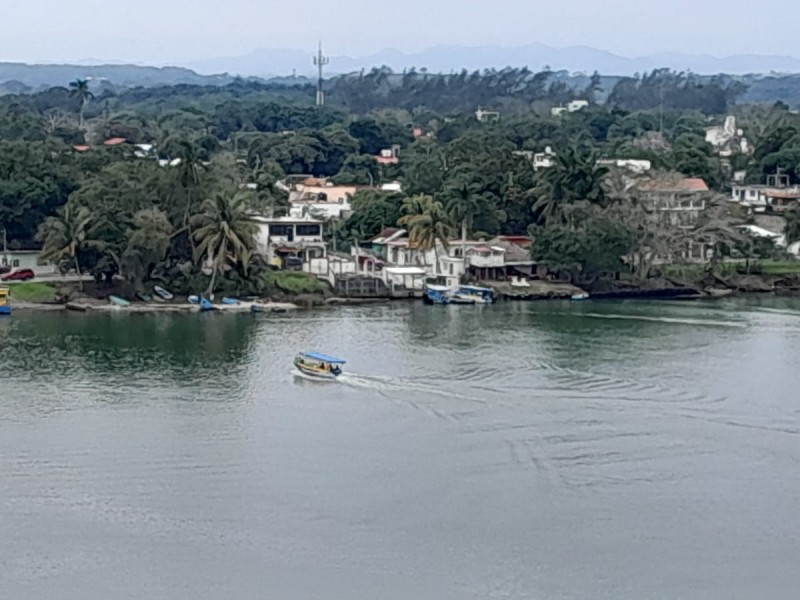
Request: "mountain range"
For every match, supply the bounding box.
[185,44,800,78]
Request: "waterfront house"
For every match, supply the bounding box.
[636,177,710,261]
[465,237,536,281]
[250,215,326,269]
[730,172,800,213]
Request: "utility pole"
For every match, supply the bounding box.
[313,41,329,107]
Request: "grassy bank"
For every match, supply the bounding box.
[7,282,57,302]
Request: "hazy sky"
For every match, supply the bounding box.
[0,0,794,63]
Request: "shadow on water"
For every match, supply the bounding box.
[4,312,261,379]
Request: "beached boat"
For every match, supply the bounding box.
[0,285,11,316]
[293,351,346,380]
[199,297,215,311]
[221,297,240,305]
[188,295,200,304]
[109,295,131,307]
[153,286,174,301]
[136,292,153,303]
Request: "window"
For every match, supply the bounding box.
[296,224,321,237]
[269,224,292,237]
[449,263,454,275]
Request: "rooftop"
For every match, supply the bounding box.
[638,178,709,193]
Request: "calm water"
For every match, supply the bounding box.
[2,300,800,599]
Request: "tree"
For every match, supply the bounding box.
[190,193,257,295]
[530,143,608,226]
[786,207,800,245]
[69,79,93,129]
[122,209,174,289]
[397,194,452,271]
[36,203,96,289]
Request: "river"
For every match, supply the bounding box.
[1,299,799,599]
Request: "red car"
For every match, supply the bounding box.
[1,268,35,282]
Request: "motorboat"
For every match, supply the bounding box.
[293,351,346,380]
[571,293,590,301]
[456,285,496,304]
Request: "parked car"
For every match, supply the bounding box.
[1,268,35,281]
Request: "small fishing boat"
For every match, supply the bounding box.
[136,292,153,303]
[199,297,215,311]
[188,295,200,304]
[153,286,174,301]
[571,293,590,301]
[109,295,131,307]
[221,297,240,305]
[0,285,11,316]
[293,351,346,380]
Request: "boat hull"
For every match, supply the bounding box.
[0,305,10,316]
[293,364,339,380]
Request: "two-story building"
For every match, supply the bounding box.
[636,177,710,260]
[250,215,326,269]
[731,173,800,213]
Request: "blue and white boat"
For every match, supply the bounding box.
[221,297,240,305]
[424,284,452,304]
[0,285,11,316]
[294,351,346,380]
[199,297,215,311]
[456,285,496,304]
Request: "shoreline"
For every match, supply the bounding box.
[9,288,800,313]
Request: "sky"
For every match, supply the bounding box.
[0,0,795,64]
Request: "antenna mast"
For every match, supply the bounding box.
[313,41,329,106]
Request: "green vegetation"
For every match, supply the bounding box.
[7,282,57,302]
[1,67,800,299]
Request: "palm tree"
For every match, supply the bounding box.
[69,79,93,128]
[443,173,483,272]
[397,194,452,273]
[36,203,95,290]
[164,138,208,250]
[190,193,257,296]
[530,143,608,227]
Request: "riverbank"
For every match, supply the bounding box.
[6,267,800,313]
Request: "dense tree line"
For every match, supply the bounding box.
[1,68,798,294]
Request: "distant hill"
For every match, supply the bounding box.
[186,44,800,78]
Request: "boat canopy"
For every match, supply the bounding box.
[300,351,347,364]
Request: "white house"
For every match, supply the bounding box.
[249,215,326,268]
[0,250,55,275]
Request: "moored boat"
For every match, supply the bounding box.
[136,292,153,303]
[199,297,215,311]
[188,295,200,304]
[456,285,496,304]
[423,284,452,304]
[293,351,346,380]
[0,285,11,316]
[221,297,240,305]
[571,293,590,301]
